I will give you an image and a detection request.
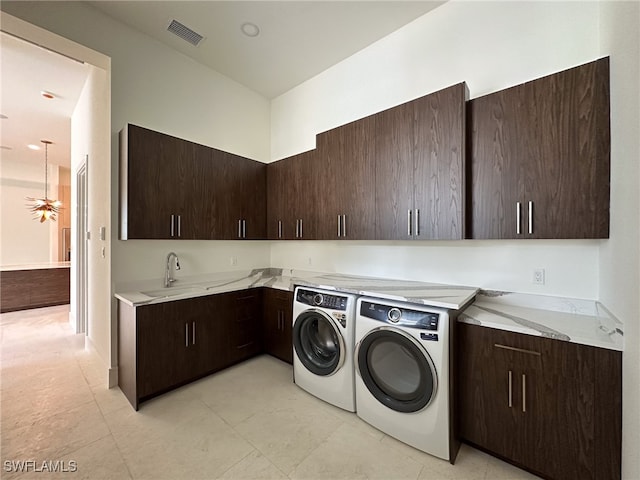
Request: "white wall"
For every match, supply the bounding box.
[71,64,112,382]
[598,2,640,478]
[271,1,602,298]
[0,157,60,265]
[271,1,600,160]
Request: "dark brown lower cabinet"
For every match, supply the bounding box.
[118,288,275,410]
[227,289,263,364]
[457,323,621,480]
[262,289,293,364]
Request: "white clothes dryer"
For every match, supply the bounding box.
[292,286,358,412]
[354,297,453,461]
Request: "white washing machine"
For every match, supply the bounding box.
[354,297,453,461]
[292,286,357,412]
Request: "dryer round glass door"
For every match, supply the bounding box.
[293,310,345,376]
[356,327,437,413]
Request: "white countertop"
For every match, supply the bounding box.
[1,262,71,271]
[115,269,623,351]
[459,291,624,351]
[114,268,478,311]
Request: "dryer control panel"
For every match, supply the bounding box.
[359,301,440,331]
[296,289,348,311]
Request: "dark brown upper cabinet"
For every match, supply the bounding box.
[120,124,194,239]
[119,124,266,240]
[375,83,468,240]
[213,151,266,240]
[468,57,610,239]
[315,115,377,240]
[266,149,318,240]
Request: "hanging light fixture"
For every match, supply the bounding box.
[26,139,62,222]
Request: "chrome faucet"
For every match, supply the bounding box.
[165,252,181,287]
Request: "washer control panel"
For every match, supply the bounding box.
[359,301,440,331]
[296,288,348,311]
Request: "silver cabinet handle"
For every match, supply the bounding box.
[171,215,175,237]
[342,214,346,238]
[278,220,282,239]
[415,209,420,236]
[178,215,182,237]
[508,370,513,408]
[522,374,527,412]
[185,323,189,347]
[337,215,341,237]
[299,219,303,238]
[238,219,242,238]
[242,219,246,238]
[192,321,196,345]
[407,210,412,236]
[516,202,522,235]
[528,201,533,235]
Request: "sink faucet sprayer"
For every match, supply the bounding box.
[165,252,181,287]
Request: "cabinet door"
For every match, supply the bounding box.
[374,101,415,240]
[192,294,230,375]
[122,125,191,239]
[316,117,377,240]
[137,299,198,398]
[413,83,466,240]
[227,290,263,364]
[457,323,525,463]
[468,85,526,239]
[266,159,288,239]
[238,156,267,239]
[524,57,610,239]
[291,150,318,240]
[182,143,215,239]
[263,289,293,364]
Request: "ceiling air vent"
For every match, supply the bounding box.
[167,19,204,47]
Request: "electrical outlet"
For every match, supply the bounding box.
[533,268,545,285]
[230,257,237,266]
[307,257,312,266]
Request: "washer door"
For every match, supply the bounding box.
[293,309,345,376]
[356,327,437,413]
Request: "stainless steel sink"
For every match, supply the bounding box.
[141,286,205,299]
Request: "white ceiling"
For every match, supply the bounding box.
[0,31,89,168]
[89,1,445,99]
[0,1,444,169]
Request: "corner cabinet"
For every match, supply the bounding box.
[119,124,266,240]
[469,57,610,239]
[457,323,621,480]
[266,150,318,240]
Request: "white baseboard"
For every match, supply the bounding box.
[84,335,118,388]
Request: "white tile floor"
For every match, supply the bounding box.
[0,305,540,479]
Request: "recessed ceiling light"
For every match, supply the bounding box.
[28,144,41,150]
[241,22,260,38]
[41,90,55,99]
